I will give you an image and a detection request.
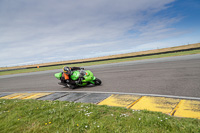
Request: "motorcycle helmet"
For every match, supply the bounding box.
[63,66,71,75]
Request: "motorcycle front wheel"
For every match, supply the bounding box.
[67,84,76,89]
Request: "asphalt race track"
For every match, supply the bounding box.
[0,54,200,98]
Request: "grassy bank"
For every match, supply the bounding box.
[0,49,200,76]
[0,99,199,133]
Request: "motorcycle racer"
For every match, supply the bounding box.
[60,66,83,88]
[55,66,102,89]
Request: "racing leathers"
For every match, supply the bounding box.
[61,67,82,85]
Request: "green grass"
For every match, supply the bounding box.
[0,99,199,133]
[1,49,200,76]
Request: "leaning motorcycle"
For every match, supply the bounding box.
[54,69,102,89]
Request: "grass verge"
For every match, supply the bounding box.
[0,99,199,133]
[1,49,200,76]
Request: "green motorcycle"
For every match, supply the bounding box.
[55,69,102,89]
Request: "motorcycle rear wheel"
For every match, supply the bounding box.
[94,78,102,85]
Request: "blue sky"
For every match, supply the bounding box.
[0,0,200,67]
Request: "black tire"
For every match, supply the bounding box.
[65,84,76,89]
[94,78,101,85]
[69,84,76,89]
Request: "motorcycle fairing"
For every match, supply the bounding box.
[55,72,62,80]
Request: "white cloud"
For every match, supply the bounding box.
[1,0,195,67]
